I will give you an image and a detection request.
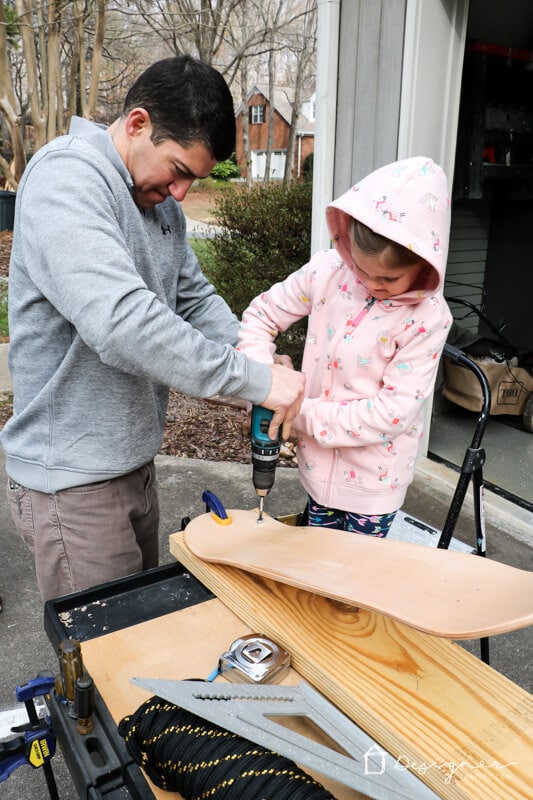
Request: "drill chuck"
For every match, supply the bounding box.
[252,454,279,495]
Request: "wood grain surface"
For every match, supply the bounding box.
[171,530,533,800]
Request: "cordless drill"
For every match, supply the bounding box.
[251,405,280,523]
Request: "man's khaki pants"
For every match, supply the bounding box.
[7,461,159,602]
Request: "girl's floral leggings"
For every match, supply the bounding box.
[307,497,396,537]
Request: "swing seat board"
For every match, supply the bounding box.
[184,509,533,639]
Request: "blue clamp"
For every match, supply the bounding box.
[0,674,57,784]
[0,727,56,782]
[202,490,232,526]
[16,675,56,704]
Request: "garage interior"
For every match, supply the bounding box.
[428,0,533,510]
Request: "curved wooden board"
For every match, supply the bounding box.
[184,509,533,639]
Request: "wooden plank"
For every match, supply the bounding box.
[82,597,369,800]
[170,531,533,800]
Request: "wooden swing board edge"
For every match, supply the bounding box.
[183,509,533,639]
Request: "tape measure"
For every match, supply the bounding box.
[219,634,290,684]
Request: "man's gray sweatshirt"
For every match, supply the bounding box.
[1,117,270,492]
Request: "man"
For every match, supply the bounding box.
[1,56,305,601]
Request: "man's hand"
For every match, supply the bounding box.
[262,364,305,440]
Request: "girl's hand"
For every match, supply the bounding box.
[274,353,294,370]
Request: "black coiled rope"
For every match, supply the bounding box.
[118,694,337,799]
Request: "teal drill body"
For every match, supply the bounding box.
[250,406,280,521]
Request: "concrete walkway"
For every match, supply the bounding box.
[185,213,222,238]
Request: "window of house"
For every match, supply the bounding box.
[250,104,266,124]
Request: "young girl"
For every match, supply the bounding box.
[237,156,453,537]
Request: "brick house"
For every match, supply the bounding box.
[235,84,315,180]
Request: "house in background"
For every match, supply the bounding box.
[235,85,315,180]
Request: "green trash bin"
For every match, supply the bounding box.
[0,190,16,231]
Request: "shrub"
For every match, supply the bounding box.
[210,158,242,183]
[202,180,312,367]
[207,181,312,314]
[0,284,9,339]
[303,152,313,182]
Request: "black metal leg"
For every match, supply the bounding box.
[472,468,490,665]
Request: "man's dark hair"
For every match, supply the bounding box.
[123,56,236,162]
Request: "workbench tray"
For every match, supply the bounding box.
[44,561,213,648]
[44,562,214,800]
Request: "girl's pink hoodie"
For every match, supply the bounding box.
[238,157,453,514]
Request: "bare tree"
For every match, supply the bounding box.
[228,2,258,186]
[0,0,317,188]
[129,0,295,92]
[88,0,106,119]
[223,0,276,183]
[0,2,25,187]
[130,0,243,70]
[237,50,252,185]
[222,0,316,184]
[235,0,317,182]
[263,0,283,183]
[0,0,118,182]
[14,0,47,150]
[282,0,316,182]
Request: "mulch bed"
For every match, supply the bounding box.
[161,392,253,463]
[0,392,296,466]
[0,231,12,278]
